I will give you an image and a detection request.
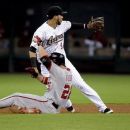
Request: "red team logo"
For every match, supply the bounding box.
[33,35,42,45]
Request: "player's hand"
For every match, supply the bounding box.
[87,16,104,32]
[25,67,38,78]
[19,107,41,114]
[10,105,41,114]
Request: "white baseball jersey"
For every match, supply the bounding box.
[30,21,71,62]
[30,20,108,112]
[30,20,71,76]
[0,62,72,113]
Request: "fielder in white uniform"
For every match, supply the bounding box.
[29,6,113,113]
[0,53,73,114]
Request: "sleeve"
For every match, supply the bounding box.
[31,27,46,48]
[61,21,87,30]
[60,21,72,32]
[30,40,38,50]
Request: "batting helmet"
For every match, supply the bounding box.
[50,52,65,66]
[46,6,67,19]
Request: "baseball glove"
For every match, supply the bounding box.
[87,16,104,31]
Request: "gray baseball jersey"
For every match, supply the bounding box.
[0,62,72,113]
[46,62,72,107]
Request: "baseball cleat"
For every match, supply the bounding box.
[103,108,113,114]
[66,106,75,113]
[71,108,75,113]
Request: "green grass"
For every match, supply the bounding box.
[72,74,130,103]
[0,73,130,130]
[0,114,130,130]
[0,73,44,96]
[0,73,130,103]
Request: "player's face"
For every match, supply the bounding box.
[56,15,63,25]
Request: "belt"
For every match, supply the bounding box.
[52,102,59,109]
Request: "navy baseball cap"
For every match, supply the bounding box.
[46,6,67,19]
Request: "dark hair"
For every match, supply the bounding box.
[46,6,67,19]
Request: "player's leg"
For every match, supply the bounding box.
[0,92,59,114]
[0,93,18,108]
[65,58,113,113]
[0,93,44,110]
[0,92,43,108]
[65,99,75,112]
[12,93,60,114]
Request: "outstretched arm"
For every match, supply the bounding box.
[39,45,52,70]
[71,16,104,31]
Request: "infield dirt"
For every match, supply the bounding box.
[0,104,130,114]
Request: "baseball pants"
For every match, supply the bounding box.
[0,93,59,113]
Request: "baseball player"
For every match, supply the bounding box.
[29,5,113,114]
[0,52,74,114]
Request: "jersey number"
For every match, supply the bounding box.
[61,85,71,99]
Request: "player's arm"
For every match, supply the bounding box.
[29,33,44,73]
[25,66,49,85]
[31,32,52,70]
[29,30,46,70]
[29,46,39,73]
[39,45,52,70]
[71,22,96,30]
[71,23,88,29]
[71,17,104,31]
[10,105,41,114]
[28,45,49,84]
[29,45,51,84]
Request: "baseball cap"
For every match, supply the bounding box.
[46,6,67,19]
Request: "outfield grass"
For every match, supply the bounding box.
[0,73,130,130]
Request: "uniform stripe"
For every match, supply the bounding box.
[2,95,48,103]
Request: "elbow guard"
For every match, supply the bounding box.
[29,46,36,53]
[40,56,51,69]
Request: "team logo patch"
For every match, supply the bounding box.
[33,35,42,45]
